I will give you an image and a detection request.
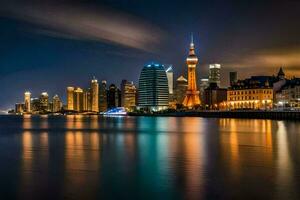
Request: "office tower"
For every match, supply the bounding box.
[83,88,91,112]
[67,87,74,110]
[31,98,40,112]
[229,72,237,86]
[74,87,83,112]
[165,65,174,95]
[107,84,120,109]
[199,78,209,104]
[39,92,49,111]
[24,91,31,113]
[138,63,169,111]
[52,94,62,112]
[209,64,221,86]
[99,80,108,112]
[175,76,188,104]
[91,78,99,112]
[121,80,136,111]
[182,35,201,108]
[15,103,25,113]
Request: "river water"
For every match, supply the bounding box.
[0,115,299,199]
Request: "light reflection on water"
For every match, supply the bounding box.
[0,115,299,199]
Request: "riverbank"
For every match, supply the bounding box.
[129,110,300,120]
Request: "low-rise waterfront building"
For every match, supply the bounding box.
[275,78,300,109]
[227,80,273,110]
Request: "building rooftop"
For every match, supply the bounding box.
[176,75,187,82]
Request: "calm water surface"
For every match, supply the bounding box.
[0,115,300,200]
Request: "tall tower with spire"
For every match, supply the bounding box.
[182,34,201,108]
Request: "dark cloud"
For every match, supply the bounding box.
[0,0,165,52]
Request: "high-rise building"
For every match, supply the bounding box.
[229,72,237,86]
[99,80,108,112]
[209,64,221,87]
[91,78,99,112]
[107,84,120,109]
[52,94,62,112]
[83,88,92,112]
[199,78,209,105]
[138,63,169,111]
[67,87,74,110]
[182,35,201,108]
[39,92,49,112]
[175,76,188,104]
[74,87,84,112]
[31,98,40,112]
[24,91,31,113]
[15,103,25,113]
[165,65,174,95]
[121,80,136,111]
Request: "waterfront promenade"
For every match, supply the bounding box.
[129,110,300,120]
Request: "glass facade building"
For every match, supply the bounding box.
[138,63,169,111]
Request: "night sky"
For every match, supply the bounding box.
[1,0,300,110]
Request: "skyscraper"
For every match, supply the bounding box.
[24,91,31,113]
[175,76,188,104]
[99,80,108,112]
[165,65,174,95]
[74,87,83,112]
[229,71,237,86]
[91,78,99,112]
[138,63,169,111]
[39,92,49,112]
[182,35,201,108]
[67,87,74,110]
[107,84,120,109]
[199,78,209,105]
[121,80,136,111]
[83,88,92,112]
[209,64,221,86]
[52,94,62,112]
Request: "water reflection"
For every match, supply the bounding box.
[4,116,298,199]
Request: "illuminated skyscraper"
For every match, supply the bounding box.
[175,76,188,104]
[52,94,62,112]
[209,64,221,86]
[74,87,83,112]
[166,65,174,95]
[121,80,136,111]
[24,91,31,113]
[15,103,25,113]
[83,88,92,112]
[99,80,108,112]
[67,87,74,110]
[39,92,49,111]
[182,35,201,108]
[107,84,120,109]
[91,78,99,112]
[138,63,169,111]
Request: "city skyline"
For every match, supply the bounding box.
[1,0,300,110]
